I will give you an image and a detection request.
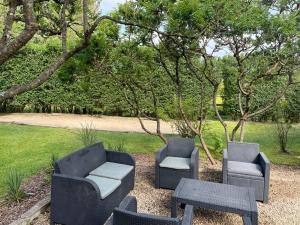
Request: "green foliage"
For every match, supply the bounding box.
[172,120,197,138]
[4,170,26,203]
[285,85,300,123]
[275,122,292,153]
[107,141,127,152]
[221,57,239,119]
[1,0,299,126]
[78,122,98,147]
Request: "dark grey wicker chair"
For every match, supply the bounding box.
[50,142,135,225]
[222,141,270,203]
[155,137,199,189]
[105,196,194,225]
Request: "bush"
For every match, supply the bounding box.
[5,170,26,203]
[275,121,292,153]
[172,120,197,138]
[78,122,98,146]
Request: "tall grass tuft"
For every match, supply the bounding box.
[107,141,127,152]
[44,153,59,184]
[79,122,98,147]
[5,169,26,203]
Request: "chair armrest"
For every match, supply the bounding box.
[51,173,101,204]
[118,196,137,212]
[181,205,194,225]
[190,147,199,178]
[155,145,168,164]
[106,151,135,166]
[258,152,270,177]
[222,149,228,183]
[104,196,137,225]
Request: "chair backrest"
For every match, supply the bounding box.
[113,208,180,225]
[167,137,195,158]
[54,142,106,177]
[227,141,260,163]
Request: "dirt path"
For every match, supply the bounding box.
[0,113,176,134]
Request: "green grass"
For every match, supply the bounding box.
[0,122,299,197]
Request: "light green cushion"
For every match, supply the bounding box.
[86,175,121,199]
[89,162,134,180]
[159,156,190,170]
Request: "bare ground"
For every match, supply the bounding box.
[0,171,50,225]
[31,154,300,225]
[0,113,176,134]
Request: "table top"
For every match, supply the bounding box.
[172,178,257,214]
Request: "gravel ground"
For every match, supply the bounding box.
[31,154,300,225]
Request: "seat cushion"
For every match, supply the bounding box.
[159,157,190,170]
[86,175,121,199]
[228,161,263,177]
[89,162,134,180]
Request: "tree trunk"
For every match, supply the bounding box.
[61,0,68,54]
[239,119,246,142]
[0,0,38,65]
[231,118,242,141]
[213,84,230,142]
[199,133,216,165]
[82,0,89,33]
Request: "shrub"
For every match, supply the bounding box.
[5,170,26,203]
[275,121,292,153]
[78,122,98,146]
[172,120,197,138]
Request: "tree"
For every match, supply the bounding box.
[0,0,179,102]
[213,0,300,141]
[98,40,170,143]
[116,0,218,164]
[176,0,300,142]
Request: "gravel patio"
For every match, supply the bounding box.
[6,154,300,225]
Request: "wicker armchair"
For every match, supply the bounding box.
[51,143,135,225]
[155,137,199,189]
[222,141,270,203]
[105,196,194,225]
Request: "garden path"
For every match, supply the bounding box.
[0,113,176,134]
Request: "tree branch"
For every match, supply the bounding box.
[0,0,39,65]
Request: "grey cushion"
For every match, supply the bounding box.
[228,161,263,177]
[89,162,134,180]
[159,157,190,170]
[86,175,121,199]
[227,142,260,163]
[167,138,195,158]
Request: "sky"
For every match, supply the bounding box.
[100,0,127,15]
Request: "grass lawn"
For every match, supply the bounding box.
[0,122,299,197]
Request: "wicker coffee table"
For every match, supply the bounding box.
[171,178,258,225]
